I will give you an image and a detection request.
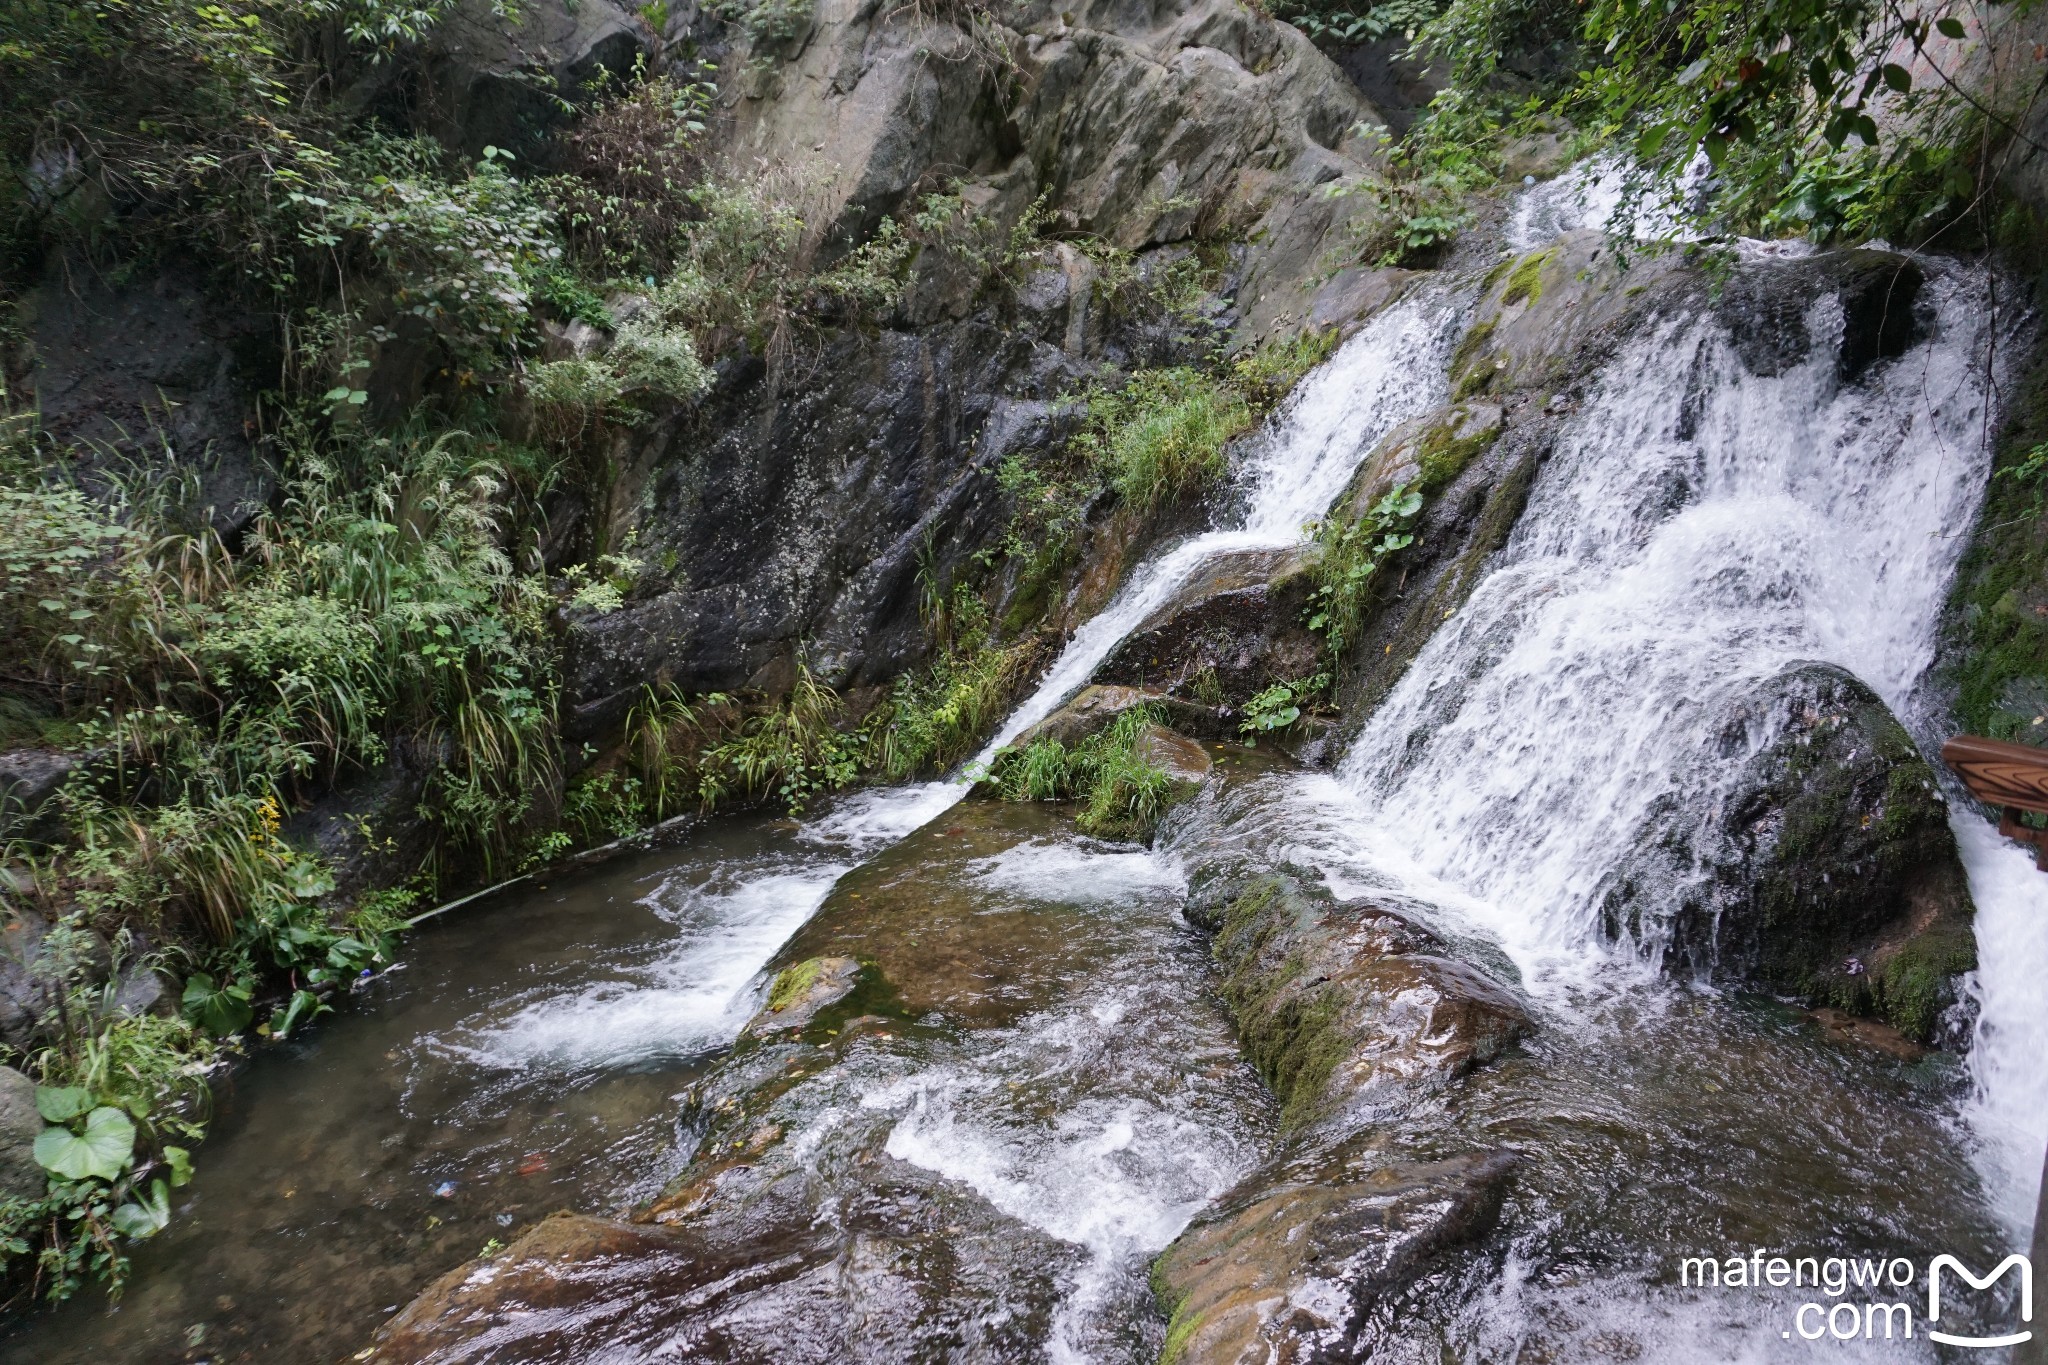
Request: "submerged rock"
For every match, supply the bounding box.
[1607,661,1975,1041]
[1153,1144,1518,1365]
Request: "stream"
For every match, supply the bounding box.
[6,218,2047,1363]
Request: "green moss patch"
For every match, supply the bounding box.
[1501,247,1559,307]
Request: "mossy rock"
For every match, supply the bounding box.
[1610,662,1975,1042]
[1204,871,1531,1128]
[741,955,864,1037]
[1150,1141,1518,1365]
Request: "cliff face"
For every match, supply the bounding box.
[547,0,1398,738]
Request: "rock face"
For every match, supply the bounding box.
[0,1066,44,1203]
[1094,545,1325,706]
[25,264,275,534]
[1604,662,1975,1040]
[723,0,1387,337]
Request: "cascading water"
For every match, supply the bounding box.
[1331,269,2001,987]
[1232,241,2048,1354]
[15,199,2044,1364]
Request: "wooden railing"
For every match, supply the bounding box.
[1941,734,2048,870]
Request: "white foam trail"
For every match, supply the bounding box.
[1955,815,2048,1245]
[440,862,845,1070]
[967,838,1184,905]
[868,988,1256,1362]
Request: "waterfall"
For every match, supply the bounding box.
[446,292,1460,1072]
[977,291,1460,755]
[1301,257,2048,1245]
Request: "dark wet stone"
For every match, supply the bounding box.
[1714,250,1924,382]
[1606,661,1974,1041]
[1153,1143,1518,1365]
[1094,547,1325,707]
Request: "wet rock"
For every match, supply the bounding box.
[1153,1144,1518,1365]
[27,263,275,534]
[1607,661,1974,1041]
[1448,231,1691,402]
[740,956,862,1037]
[1337,401,1506,514]
[1714,250,1924,382]
[1094,547,1325,706]
[0,1066,43,1203]
[1201,872,1532,1127]
[1135,724,1214,785]
[365,1210,848,1365]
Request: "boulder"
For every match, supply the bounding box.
[1199,872,1532,1128]
[0,1066,44,1203]
[1093,546,1325,706]
[1604,661,1975,1040]
[1134,723,1214,785]
[1152,1144,1518,1365]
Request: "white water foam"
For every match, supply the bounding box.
[967,838,1185,906]
[440,860,847,1071]
[1955,814,2048,1245]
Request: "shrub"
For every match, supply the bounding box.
[988,705,1183,841]
[1079,368,1253,515]
[1304,482,1422,662]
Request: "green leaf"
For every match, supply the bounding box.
[34,1085,92,1123]
[1881,63,1912,94]
[182,973,255,1037]
[33,1107,136,1182]
[163,1145,194,1187]
[1936,16,1966,38]
[110,1178,171,1239]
